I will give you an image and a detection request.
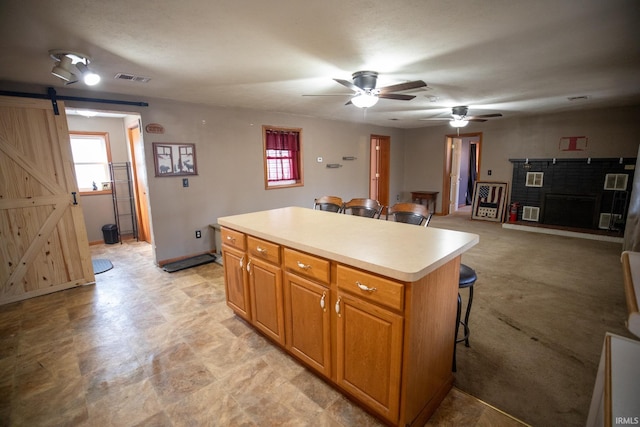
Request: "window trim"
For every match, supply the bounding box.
[69,131,113,196]
[262,125,304,190]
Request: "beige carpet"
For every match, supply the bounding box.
[431,210,635,427]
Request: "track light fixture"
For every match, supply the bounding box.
[49,50,101,86]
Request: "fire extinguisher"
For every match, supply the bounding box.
[509,202,519,223]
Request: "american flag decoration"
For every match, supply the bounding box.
[472,182,508,222]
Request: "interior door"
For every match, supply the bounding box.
[128,124,151,243]
[0,95,94,305]
[449,137,462,212]
[369,135,390,209]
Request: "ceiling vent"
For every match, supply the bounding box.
[114,73,151,83]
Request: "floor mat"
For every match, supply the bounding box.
[163,253,217,273]
[92,259,113,274]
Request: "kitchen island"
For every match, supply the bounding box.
[218,206,479,426]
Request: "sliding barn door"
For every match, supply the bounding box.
[0,95,94,305]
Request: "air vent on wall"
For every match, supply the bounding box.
[522,206,540,222]
[114,72,151,83]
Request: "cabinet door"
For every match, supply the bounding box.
[335,292,403,423]
[283,272,331,377]
[222,246,251,321]
[248,258,284,345]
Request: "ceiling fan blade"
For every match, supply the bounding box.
[334,78,361,92]
[418,117,450,121]
[378,93,415,101]
[378,80,427,93]
[467,118,488,122]
[467,113,503,119]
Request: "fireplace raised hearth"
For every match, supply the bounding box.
[542,193,600,229]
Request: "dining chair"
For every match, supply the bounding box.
[313,196,344,213]
[386,202,432,226]
[342,198,383,218]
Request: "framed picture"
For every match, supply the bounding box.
[471,181,508,222]
[153,142,197,177]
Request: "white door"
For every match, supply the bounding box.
[449,138,462,212]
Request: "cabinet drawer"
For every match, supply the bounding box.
[247,236,281,265]
[221,227,246,251]
[337,265,404,311]
[284,248,330,284]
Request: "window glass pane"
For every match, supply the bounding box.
[69,133,110,191]
[70,137,107,163]
[74,164,110,190]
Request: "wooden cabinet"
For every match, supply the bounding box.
[247,237,284,345]
[283,248,331,377]
[335,265,404,423]
[221,228,251,321]
[219,214,471,427]
[335,292,403,422]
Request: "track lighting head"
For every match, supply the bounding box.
[49,50,100,86]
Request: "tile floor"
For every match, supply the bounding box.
[0,241,528,426]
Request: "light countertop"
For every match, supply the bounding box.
[218,207,479,282]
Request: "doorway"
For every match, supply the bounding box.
[128,124,151,243]
[369,135,390,211]
[442,132,482,216]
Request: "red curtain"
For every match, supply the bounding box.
[265,130,300,181]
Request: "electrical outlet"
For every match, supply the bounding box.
[195,230,201,238]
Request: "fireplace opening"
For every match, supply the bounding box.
[542,193,600,229]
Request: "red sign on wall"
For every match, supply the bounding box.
[559,136,588,151]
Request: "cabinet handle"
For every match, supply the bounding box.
[239,255,244,269]
[320,291,326,311]
[335,296,341,317]
[246,259,252,274]
[256,246,267,255]
[356,281,377,293]
[226,235,236,243]
[296,261,311,270]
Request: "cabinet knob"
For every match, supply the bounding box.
[356,281,377,293]
[257,246,267,255]
[226,236,236,243]
[296,261,312,270]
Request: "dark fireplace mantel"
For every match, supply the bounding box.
[542,193,600,229]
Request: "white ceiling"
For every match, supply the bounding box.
[1,0,639,128]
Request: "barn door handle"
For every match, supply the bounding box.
[71,192,78,205]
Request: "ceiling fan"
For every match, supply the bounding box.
[420,106,503,127]
[305,71,427,108]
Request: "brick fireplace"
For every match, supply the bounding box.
[510,158,635,231]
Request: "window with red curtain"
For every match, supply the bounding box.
[263,126,303,188]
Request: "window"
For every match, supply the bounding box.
[263,126,303,189]
[69,131,112,194]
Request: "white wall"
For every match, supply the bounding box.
[136,98,405,262]
[403,106,640,212]
[3,81,638,264]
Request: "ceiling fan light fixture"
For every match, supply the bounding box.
[351,92,379,108]
[449,119,469,128]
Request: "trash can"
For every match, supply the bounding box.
[102,224,119,244]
